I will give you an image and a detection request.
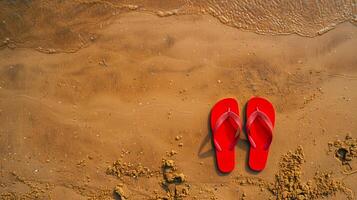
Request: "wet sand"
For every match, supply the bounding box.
[0,1,357,200]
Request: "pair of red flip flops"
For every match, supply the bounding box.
[210,97,275,173]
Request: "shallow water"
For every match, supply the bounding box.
[0,0,356,52]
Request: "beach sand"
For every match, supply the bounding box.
[0,1,356,199]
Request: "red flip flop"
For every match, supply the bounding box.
[246,97,275,171]
[210,98,242,173]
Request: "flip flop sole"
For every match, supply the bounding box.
[210,98,240,173]
[246,97,275,171]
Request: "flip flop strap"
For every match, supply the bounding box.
[213,108,242,151]
[246,107,273,149]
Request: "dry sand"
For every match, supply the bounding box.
[0,1,357,199]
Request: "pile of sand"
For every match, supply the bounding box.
[106,160,155,179]
[271,146,351,200]
[106,155,189,200]
[156,159,189,200]
[236,146,353,200]
[328,134,357,173]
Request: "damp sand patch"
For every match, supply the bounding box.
[328,134,357,174]
[235,146,353,200]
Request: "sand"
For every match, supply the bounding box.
[0,1,357,199]
[328,135,357,174]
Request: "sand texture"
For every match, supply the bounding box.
[0,1,357,199]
